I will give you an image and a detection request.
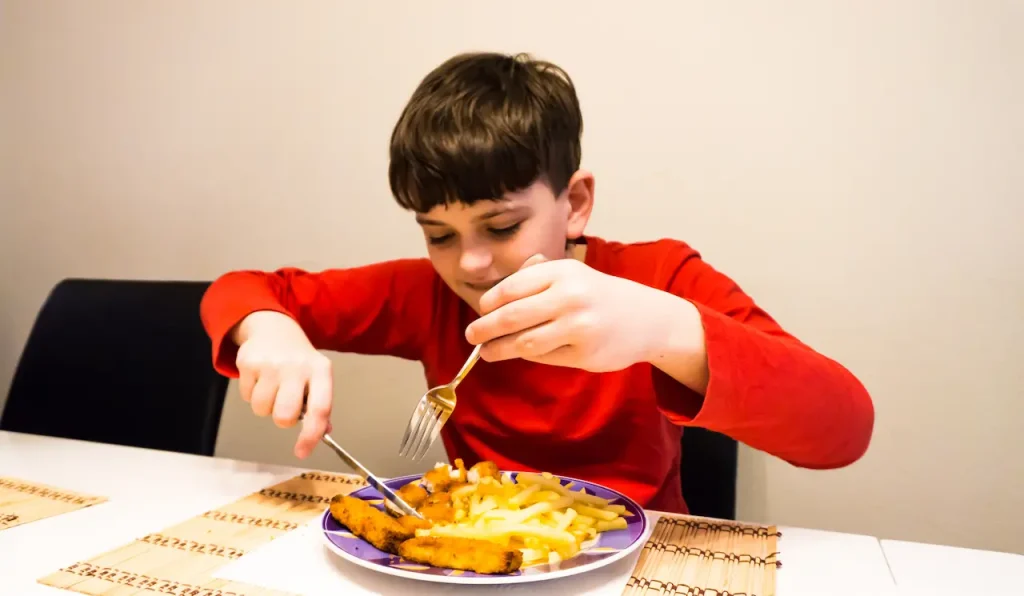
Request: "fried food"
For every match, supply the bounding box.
[467,460,501,483]
[422,459,466,493]
[398,482,429,507]
[329,494,418,555]
[423,491,451,506]
[384,481,431,517]
[397,515,433,533]
[333,461,631,574]
[398,536,523,574]
[417,491,456,522]
[412,465,630,566]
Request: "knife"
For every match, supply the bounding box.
[318,433,425,519]
[299,400,425,520]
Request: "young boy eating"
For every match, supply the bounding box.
[200,52,874,514]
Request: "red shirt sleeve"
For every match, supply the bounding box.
[648,240,875,469]
[199,258,440,377]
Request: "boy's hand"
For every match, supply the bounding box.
[233,311,333,459]
[465,255,700,373]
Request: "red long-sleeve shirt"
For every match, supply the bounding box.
[200,235,874,514]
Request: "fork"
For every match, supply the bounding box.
[398,343,482,460]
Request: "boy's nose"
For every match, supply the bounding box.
[459,245,493,276]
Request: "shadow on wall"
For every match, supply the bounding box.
[0,306,12,412]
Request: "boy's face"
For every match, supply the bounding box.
[415,175,593,313]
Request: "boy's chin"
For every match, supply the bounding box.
[461,291,485,314]
[443,279,497,314]
[441,282,481,312]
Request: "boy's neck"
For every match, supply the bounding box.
[569,240,587,262]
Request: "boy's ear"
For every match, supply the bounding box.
[564,170,595,240]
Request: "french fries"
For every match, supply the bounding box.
[410,463,629,567]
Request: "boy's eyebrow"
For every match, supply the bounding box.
[415,206,526,226]
[415,215,446,226]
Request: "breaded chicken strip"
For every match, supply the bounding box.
[396,515,433,533]
[329,494,417,555]
[384,482,430,518]
[417,491,455,523]
[467,461,501,483]
[422,466,459,493]
[398,536,523,574]
[398,482,429,507]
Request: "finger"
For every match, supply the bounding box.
[519,253,548,269]
[295,363,333,459]
[249,372,278,417]
[479,320,570,362]
[272,376,306,428]
[525,343,578,368]
[478,259,558,315]
[467,291,563,346]
[238,368,257,403]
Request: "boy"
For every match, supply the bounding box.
[200,52,873,514]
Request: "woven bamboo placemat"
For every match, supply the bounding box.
[623,514,781,596]
[0,477,107,531]
[38,471,366,596]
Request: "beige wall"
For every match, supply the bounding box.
[2,0,1022,554]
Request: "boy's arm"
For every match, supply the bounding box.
[648,241,874,470]
[200,258,439,376]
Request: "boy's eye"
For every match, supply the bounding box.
[489,222,521,238]
[427,233,454,246]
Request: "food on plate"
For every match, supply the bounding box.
[421,458,466,493]
[382,481,431,518]
[416,490,456,523]
[413,460,629,567]
[396,514,433,533]
[397,482,430,508]
[408,462,630,566]
[398,535,523,574]
[330,460,631,573]
[328,494,420,555]
[466,460,501,483]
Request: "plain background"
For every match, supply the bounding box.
[1,1,1021,554]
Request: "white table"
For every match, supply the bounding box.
[880,539,1024,592]
[0,430,898,595]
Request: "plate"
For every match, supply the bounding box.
[319,471,649,585]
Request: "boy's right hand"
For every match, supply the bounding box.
[232,311,333,459]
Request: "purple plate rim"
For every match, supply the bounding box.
[319,470,649,585]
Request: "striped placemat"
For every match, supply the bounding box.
[38,471,366,596]
[623,515,781,596]
[0,477,107,531]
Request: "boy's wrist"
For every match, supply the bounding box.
[641,293,709,393]
[232,310,300,344]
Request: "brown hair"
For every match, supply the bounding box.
[388,52,583,213]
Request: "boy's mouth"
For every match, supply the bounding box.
[463,279,502,292]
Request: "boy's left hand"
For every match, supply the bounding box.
[465,255,689,372]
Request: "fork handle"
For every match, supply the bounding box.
[451,344,482,389]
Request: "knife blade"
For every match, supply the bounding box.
[298,398,425,520]
[319,433,425,519]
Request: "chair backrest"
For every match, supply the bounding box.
[1,278,228,456]
[680,426,738,520]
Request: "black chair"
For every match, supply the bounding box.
[1,278,229,456]
[680,427,738,520]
